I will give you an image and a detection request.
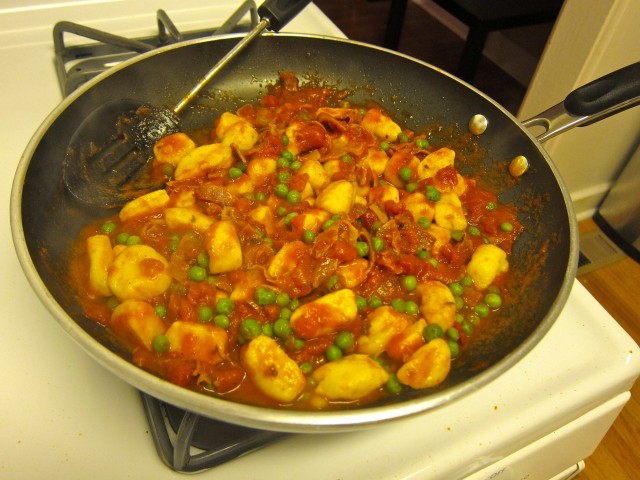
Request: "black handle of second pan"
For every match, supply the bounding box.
[564,61,640,116]
[259,0,312,32]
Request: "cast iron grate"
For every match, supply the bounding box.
[53,0,259,96]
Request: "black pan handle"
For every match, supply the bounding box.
[259,0,313,32]
[522,61,640,143]
[564,61,640,116]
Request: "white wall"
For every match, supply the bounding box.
[517,0,640,220]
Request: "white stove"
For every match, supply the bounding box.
[2,2,639,479]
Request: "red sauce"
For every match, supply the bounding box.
[68,72,525,411]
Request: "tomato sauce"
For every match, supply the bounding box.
[69,72,525,410]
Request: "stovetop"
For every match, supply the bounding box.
[2,2,639,479]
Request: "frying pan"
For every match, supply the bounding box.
[11,33,631,432]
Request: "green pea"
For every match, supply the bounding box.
[262,323,274,337]
[468,313,481,325]
[282,134,289,146]
[279,307,292,320]
[474,303,490,318]
[454,296,464,310]
[240,318,262,340]
[391,298,406,313]
[415,138,430,149]
[405,300,420,316]
[188,265,207,282]
[106,296,120,310]
[460,275,473,287]
[335,331,355,350]
[281,150,294,162]
[468,225,481,236]
[214,314,230,329]
[276,292,290,307]
[356,295,367,311]
[486,201,497,211]
[228,166,243,179]
[405,182,418,193]
[289,298,300,310]
[290,160,302,171]
[372,236,384,252]
[446,327,460,341]
[286,190,302,204]
[273,318,292,338]
[326,274,339,290]
[101,221,116,234]
[462,320,474,336]
[380,140,390,151]
[162,164,174,177]
[216,297,234,315]
[371,221,383,233]
[154,305,167,318]
[356,241,369,257]
[417,248,430,259]
[426,185,441,202]
[255,287,277,306]
[451,229,465,242]
[152,335,170,353]
[398,166,413,183]
[300,362,313,374]
[397,132,410,143]
[302,229,316,244]
[402,275,417,291]
[423,323,444,341]
[385,374,403,395]
[278,171,291,184]
[116,232,130,244]
[428,258,439,268]
[197,305,214,322]
[448,340,460,357]
[322,218,337,231]
[455,313,464,324]
[284,212,298,227]
[326,345,343,361]
[274,183,289,198]
[500,222,514,232]
[368,296,382,309]
[196,251,209,268]
[418,217,431,229]
[448,282,463,297]
[125,234,142,246]
[485,292,503,308]
[277,156,291,169]
[341,153,353,163]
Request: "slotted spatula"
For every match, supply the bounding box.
[62,0,311,209]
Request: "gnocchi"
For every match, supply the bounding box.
[72,72,523,411]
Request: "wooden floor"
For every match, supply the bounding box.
[313,1,640,478]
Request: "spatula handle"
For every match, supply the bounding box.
[258,0,312,32]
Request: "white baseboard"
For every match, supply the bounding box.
[570,183,612,221]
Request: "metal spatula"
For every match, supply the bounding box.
[62,0,311,209]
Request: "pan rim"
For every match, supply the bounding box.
[10,32,579,432]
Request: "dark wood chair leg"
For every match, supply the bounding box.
[456,26,488,82]
[384,0,409,50]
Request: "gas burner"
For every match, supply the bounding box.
[53,0,259,96]
[141,393,287,473]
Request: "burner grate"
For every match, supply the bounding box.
[141,393,288,473]
[53,1,259,96]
